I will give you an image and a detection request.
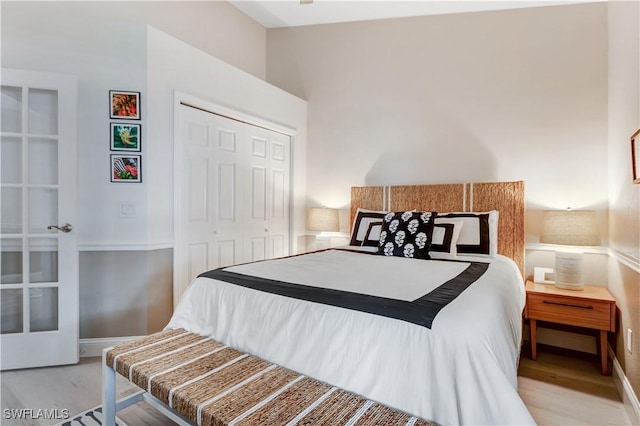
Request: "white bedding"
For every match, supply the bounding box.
[167,248,535,425]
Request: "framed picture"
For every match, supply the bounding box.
[110,90,140,120]
[111,154,141,183]
[110,123,141,151]
[633,128,640,184]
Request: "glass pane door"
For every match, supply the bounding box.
[1,86,59,336]
[0,69,78,370]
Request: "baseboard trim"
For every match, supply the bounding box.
[610,346,640,425]
[79,243,173,252]
[79,336,145,358]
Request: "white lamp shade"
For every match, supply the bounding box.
[307,207,339,232]
[540,210,599,291]
[540,210,600,246]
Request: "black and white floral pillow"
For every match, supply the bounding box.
[376,211,437,259]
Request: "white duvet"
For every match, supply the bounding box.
[167,248,535,425]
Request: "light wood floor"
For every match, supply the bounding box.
[1,357,177,426]
[518,346,632,425]
[0,348,632,426]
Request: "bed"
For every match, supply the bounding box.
[103,181,534,425]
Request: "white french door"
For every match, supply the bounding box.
[0,68,78,370]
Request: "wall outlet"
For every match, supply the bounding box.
[627,328,633,354]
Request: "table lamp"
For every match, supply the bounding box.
[307,207,339,233]
[540,209,600,290]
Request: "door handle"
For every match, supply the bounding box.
[47,223,73,233]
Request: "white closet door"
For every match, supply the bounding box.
[268,131,290,259]
[177,105,212,290]
[175,104,291,304]
[242,126,290,262]
[243,124,270,262]
[210,114,245,268]
[176,106,243,292]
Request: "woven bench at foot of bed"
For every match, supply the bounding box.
[105,328,435,426]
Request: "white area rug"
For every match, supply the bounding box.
[55,406,127,426]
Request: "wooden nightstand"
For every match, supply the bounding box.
[524,280,616,375]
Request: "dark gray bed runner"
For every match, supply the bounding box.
[199,252,489,329]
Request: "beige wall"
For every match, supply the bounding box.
[79,249,172,338]
[124,1,266,79]
[267,3,609,240]
[2,1,266,79]
[265,1,640,406]
[608,0,640,407]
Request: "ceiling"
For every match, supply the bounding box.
[229,0,601,28]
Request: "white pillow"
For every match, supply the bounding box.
[435,211,499,257]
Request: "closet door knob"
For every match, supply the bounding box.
[264,228,269,233]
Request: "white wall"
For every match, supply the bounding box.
[1,1,307,253]
[1,1,306,337]
[2,5,149,246]
[1,0,269,248]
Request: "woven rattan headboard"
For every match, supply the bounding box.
[350,181,525,279]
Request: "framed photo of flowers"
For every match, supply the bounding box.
[111,154,141,183]
[632,128,640,184]
[111,123,141,152]
[110,90,140,120]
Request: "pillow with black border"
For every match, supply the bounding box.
[430,219,465,256]
[430,223,455,253]
[435,211,498,256]
[349,208,387,246]
[376,211,436,259]
[362,221,383,247]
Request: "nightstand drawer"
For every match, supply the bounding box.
[527,294,612,330]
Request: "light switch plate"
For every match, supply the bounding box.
[627,329,633,354]
[119,202,136,218]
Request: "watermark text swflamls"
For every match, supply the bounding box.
[3,408,70,420]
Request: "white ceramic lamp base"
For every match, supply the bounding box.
[554,251,584,291]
